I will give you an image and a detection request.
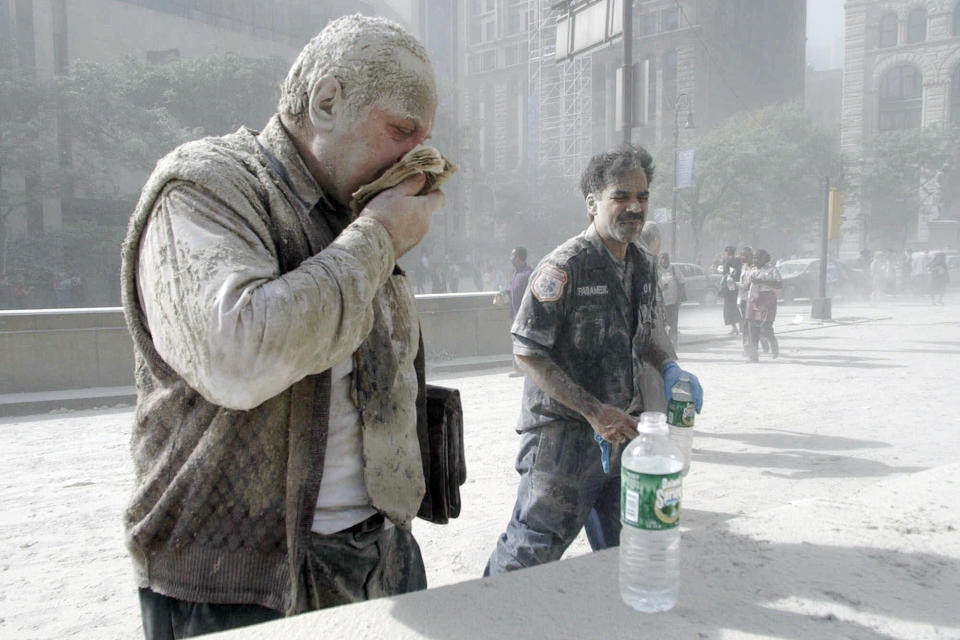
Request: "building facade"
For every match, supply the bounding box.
[840,0,960,253]
[455,0,806,261]
[806,67,843,139]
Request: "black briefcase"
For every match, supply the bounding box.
[414,336,466,524]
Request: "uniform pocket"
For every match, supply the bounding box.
[570,306,608,352]
[532,426,584,477]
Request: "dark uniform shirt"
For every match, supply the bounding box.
[512,225,663,432]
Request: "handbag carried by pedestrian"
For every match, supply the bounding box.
[414,334,466,524]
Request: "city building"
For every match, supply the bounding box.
[806,67,843,139]
[456,0,806,260]
[840,0,960,254]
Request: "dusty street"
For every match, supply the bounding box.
[1,296,958,639]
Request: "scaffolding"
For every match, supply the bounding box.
[527,0,592,185]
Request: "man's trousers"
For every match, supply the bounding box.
[139,513,425,639]
[484,422,622,576]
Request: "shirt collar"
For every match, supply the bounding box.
[585,223,622,264]
[585,223,643,267]
[255,114,339,213]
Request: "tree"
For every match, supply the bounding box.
[858,124,960,247]
[0,53,289,305]
[651,103,839,262]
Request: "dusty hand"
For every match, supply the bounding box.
[587,404,639,444]
[361,173,445,259]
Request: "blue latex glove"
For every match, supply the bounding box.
[594,433,611,474]
[661,361,704,412]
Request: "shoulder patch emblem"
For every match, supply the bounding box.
[531,264,568,302]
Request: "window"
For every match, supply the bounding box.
[879,12,898,48]
[505,4,527,36]
[906,7,926,43]
[505,43,519,66]
[482,49,496,70]
[466,51,495,74]
[878,64,923,131]
[467,53,481,74]
[955,2,960,36]
[661,8,679,31]
[645,55,657,122]
[952,65,960,124]
[639,12,658,36]
[484,17,496,41]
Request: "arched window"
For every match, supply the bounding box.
[879,64,922,131]
[879,12,898,48]
[907,7,926,43]
[952,65,960,125]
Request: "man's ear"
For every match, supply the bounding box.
[308,75,342,131]
[585,194,597,219]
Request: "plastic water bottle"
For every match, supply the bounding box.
[666,375,696,476]
[619,411,684,613]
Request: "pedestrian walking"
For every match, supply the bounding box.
[744,249,781,362]
[899,249,912,296]
[484,146,703,576]
[120,15,445,638]
[719,245,742,335]
[912,250,930,296]
[736,246,754,346]
[507,246,534,377]
[928,252,949,305]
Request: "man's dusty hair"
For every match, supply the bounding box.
[279,14,435,123]
[579,145,655,199]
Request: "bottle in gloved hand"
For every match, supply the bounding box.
[619,411,683,613]
[666,374,696,476]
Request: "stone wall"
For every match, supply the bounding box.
[0,293,512,395]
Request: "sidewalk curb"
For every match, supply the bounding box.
[0,386,136,418]
[1,316,892,416]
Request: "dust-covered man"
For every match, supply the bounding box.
[121,15,444,638]
[484,147,703,575]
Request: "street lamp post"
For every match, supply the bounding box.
[621,0,633,145]
[671,92,693,259]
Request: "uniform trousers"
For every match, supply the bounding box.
[139,513,425,639]
[484,422,623,576]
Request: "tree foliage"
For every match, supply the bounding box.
[0,53,289,303]
[858,124,960,245]
[650,102,839,262]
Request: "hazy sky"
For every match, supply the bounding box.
[807,0,845,70]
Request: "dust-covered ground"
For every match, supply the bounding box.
[1,296,958,639]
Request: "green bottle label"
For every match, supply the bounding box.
[667,398,696,428]
[621,468,682,530]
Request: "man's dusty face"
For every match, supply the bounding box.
[589,168,649,250]
[321,58,436,207]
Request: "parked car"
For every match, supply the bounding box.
[672,262,721,305]
[776,258,867,303]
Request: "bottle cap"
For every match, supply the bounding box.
[638,411,668,434]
